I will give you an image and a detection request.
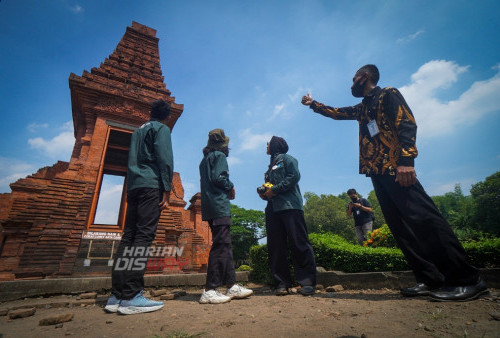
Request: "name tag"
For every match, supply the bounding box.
[367,120,380,137]
[272,162,283,170]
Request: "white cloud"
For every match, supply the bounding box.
[27,123,49,133]
[288,88,306,102]
[69,4,83,14]
[238,128,273,152]
[426,178,476,196]
[94,176,124,224]
[268,103,286,120]
[0,157,36,193]
[28,121,74,160]
[227,156,242,167]
[400,61,500,138]
[266,88,307,121]
[397,29,424,44]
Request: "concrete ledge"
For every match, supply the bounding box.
[1,269,498,302]
[317,270,416,289]
[0,271,249,302]
[317,268,500,290]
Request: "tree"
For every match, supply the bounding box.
[470,171,500,235]
[303,192,356,243]
[432,184,474,229]
[367,190,386,229]
[230,204,266,266]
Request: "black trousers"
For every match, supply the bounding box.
[371,175,479,287]
[266,205,317,288]
[111,188,161,299]
[206,221,236,289]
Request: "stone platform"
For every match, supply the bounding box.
[1,269,498,302]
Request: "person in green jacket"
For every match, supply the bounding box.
[105,100,172,315]
[259,136,317,296]
[198,129,253,304]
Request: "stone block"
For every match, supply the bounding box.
[159,294,175,300]
[150,289,167,297]
[8,307,36,319]
[39,313,74,326]
[78,292,97,299]
[172,290,187,297]
[325,285,344,292]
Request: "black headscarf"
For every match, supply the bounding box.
[266,136,289,180]
[269,136,289,155]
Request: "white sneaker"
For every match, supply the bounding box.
[199,289,231,304]
[226,284,253,299]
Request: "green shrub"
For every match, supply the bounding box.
[310,233,408,272]
[236,264,253,272]
[249,233,500,283]
[249,244,273,284]
[363,224,397,248]
[463,237,500,268]
[452,227,494,243]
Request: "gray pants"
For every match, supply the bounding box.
[355,221,373,246]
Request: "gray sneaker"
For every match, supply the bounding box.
[226,284,253,299]
[199,289,231,304]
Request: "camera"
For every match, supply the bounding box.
[256,182,273,194]
[257,186,266,194]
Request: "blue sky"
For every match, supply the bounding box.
[1,0,499,215]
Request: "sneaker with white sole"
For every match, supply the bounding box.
[226,284,253,299]
[104,294,121,313]
[117,291,164,315]
[199,289,231,304]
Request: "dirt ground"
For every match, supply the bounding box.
[1,284,499,338]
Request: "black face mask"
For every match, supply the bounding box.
[351,79,365,98]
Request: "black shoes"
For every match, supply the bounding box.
[401,280,489,301]
[298,286,315,296]
[400,283,436,297]
[429,279,489,302]
[275,286,315,296]
[275,287,289,296]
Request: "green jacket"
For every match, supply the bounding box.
[266,153,303,212]
[199,150,234,221]
[127,120,173,192]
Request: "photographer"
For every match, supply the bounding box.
[346,188,373,246]
[259,136,316,296]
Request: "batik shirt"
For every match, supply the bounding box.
[310,86,418,176]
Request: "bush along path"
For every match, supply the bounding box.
[249,232,500,283]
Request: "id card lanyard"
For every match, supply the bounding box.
[366,107,380,138]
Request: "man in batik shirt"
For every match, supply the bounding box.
[301,64,487,302]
